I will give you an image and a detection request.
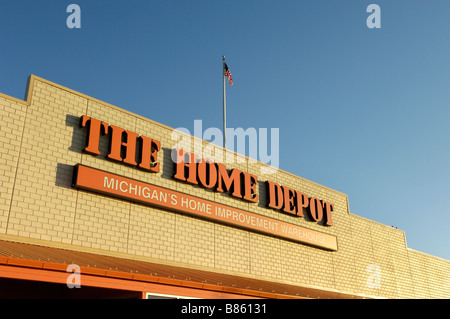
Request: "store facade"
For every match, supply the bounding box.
[0,75,449,299]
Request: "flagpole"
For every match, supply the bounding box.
[222,56,226,149]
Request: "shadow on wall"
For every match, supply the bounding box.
[66,114,86,155]
[55,163,76,190]
[54,114,85,190]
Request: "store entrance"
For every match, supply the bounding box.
[0,278,142,299]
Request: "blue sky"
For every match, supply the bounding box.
[1,1,450,261]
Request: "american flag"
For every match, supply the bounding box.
[224,63,233,86]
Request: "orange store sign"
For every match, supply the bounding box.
[80,115,161,172]
[76,115,337,249]
[72,164,337,251]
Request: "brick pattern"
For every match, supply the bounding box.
[0,95,27,233]
[0,76,449,298]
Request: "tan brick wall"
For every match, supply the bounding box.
[408,249,450,298]
[0,94,27,233]
[0,75,449,298]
